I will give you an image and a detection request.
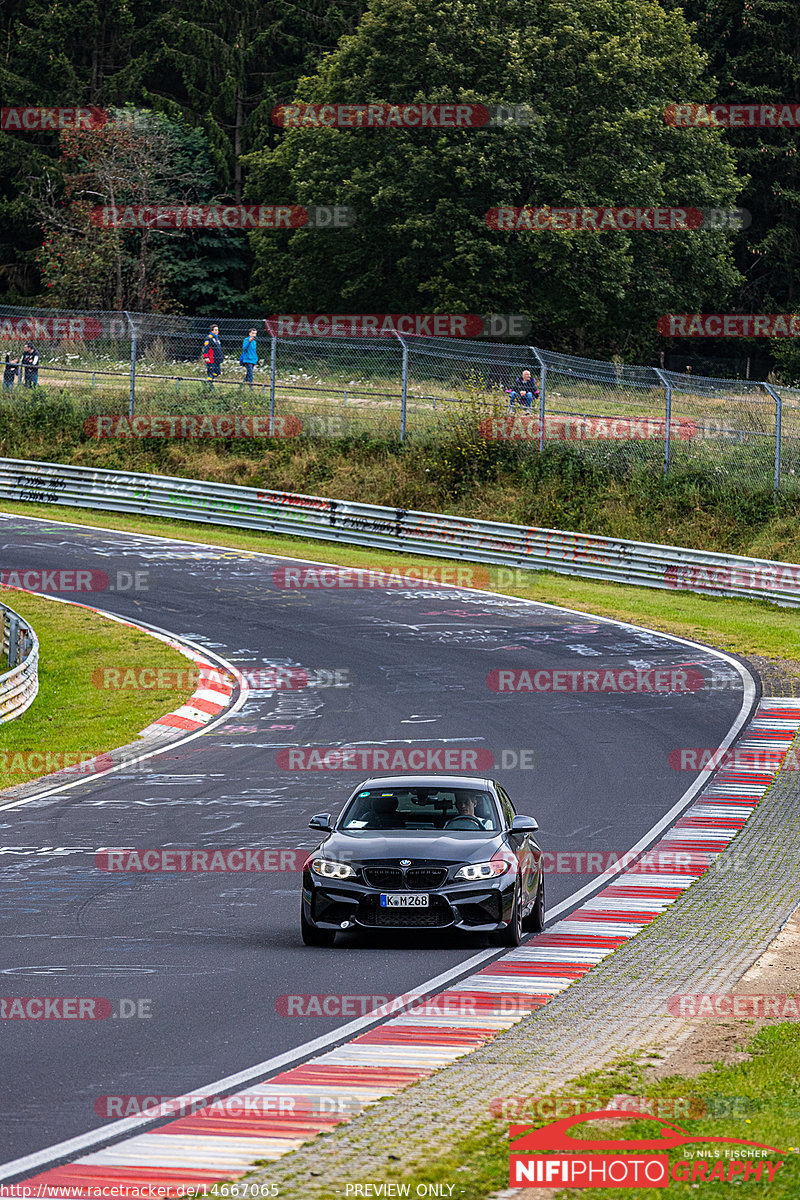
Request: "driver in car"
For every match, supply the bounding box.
[453,794,492,828]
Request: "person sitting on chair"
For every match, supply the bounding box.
[508,369,539,412]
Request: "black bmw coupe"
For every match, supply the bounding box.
[301,774,544,947]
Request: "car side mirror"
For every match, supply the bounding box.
[308,812,332,832]
[512,815,539,833]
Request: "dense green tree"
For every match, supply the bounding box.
[32,110,250,310]
[0,0,367,306]
[681,0,800,378]
[683,0,800,311]
[133,0,366,198]
[246,0,745,358]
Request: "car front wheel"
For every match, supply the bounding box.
[492,883,524,947]
[526,878,545,933]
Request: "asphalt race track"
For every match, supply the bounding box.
[0,512,754,1167]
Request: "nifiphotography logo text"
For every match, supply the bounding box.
[508,1109,785,1188]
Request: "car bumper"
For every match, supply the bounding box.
[302,871,517,932]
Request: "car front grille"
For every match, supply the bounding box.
[356,895,453,928]
[363,867,404,889]
[362,866,448,890]
[406,868,447,889]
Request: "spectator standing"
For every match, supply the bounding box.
[239,329,258,386]
[3,354,18,390]
[202,324,224,385]
[20,343,39,387]
[508,369,539,412]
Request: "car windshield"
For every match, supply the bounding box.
[338,787,501,831]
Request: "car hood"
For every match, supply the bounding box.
[316,830,506,864]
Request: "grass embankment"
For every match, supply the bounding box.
[297,1027,798,1200]
[0,588,197,792]
[2,394,800,560]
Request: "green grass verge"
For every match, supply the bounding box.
[281,1026,798,1200]
[1,587,199,791]
[1,498,799,665]
[3,396,800,554]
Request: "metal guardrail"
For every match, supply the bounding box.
[1,457,799,609]
[0,598,39,724]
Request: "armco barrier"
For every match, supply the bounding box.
[0,598,39,723]
[1,457,799,608]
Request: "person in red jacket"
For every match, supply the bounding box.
[202,325,224,384]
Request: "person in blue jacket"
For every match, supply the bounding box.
[240,328,259,385]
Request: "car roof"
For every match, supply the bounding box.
[353,775,497,790]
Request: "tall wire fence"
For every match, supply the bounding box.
[1,303,798,493]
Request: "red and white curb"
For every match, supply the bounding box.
[138,662,236,738]
[1,585,237,747]
[14,696,800,1194]
[0,591,244,814]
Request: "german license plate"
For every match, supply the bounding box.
[380,893,429,908]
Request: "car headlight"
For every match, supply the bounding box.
[455,858,512,881]
[311,858,356,879]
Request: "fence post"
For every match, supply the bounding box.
[7,614,19,669]
[763,383,782,493]
[394,332,408,441]
[124,311,136,418]
[530,346,546,450]
[269,335,277,436]
[655,368,672,476]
